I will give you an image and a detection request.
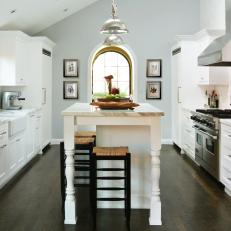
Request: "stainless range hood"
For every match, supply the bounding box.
[198,0,231,66]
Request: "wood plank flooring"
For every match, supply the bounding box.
[0,145,231,231]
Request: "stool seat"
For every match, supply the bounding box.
[75,131,96,138]
[75,137,95,145]
[93,146,128,156]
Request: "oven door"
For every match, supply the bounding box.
[195,128,203,159]
[203,132,219,173]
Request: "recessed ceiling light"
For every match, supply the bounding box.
[63,8,68,12]
[10,9,16,14]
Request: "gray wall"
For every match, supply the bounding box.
[38,0,200,140]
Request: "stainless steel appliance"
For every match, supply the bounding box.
[1,91,23,110]
[191,109,231,180]
[198,0,231,66]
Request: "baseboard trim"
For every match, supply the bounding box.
[161,139,173,145]
[51,139,63,145]
[51,138,173,145]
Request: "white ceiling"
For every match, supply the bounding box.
[0,0,99,35]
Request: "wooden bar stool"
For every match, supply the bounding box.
[75,131,96,145]
[74,137,95,187]
[60,137,95,214]
[90,146,131,227]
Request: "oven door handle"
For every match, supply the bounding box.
[192,126,218,140]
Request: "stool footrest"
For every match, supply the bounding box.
[75,160,90,165]
[74,176,90,179]
[75,152,90,156]
[97,176,125,180]
[74,183,89,187]
[97,168,125,171]
[97,198,125,201]
[97,187,125,191]
[74,166,90,171]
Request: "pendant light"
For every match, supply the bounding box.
[103,34,124,46]
[100,0,129,35]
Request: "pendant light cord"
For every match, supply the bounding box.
[112,0,118,18]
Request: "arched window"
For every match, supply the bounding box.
[92,46,132,97]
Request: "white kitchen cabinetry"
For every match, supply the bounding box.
[171,40,199,149]
[8,132,26,176]
[26,113,36,160]
[0,123,8,186]
[23,38,55,151]
[0,32,29,86]
[220,122,231,196]
[181,109,195,160]
[34,113,42,154]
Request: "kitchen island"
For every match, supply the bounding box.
[62,103,164,225]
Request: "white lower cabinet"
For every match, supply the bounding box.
[220,122,231,196]
[9,132,26,175]
[0,144,8,185]
[0,124,8,186]
[181,109,195,160]
[0,110,42,189]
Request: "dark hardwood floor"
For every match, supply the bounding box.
[0,145,231,231]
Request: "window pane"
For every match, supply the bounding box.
[118,82,129,95]
[118,55,129,67]
[118,67,129,82]
[104,67,118,81]
[92,50,131,96]
[104,52,118,67]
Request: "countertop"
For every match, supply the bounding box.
[220,119,231,127]
[62,103,164,117]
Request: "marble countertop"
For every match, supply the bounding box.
[62,103,164,117]
[220,119,231,127]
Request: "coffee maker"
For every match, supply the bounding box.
[1,91,23,110]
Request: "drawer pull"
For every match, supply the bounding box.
[0,144,7,149]
[228,178,231,182]
[16,139,21,142]
[0,131,7,136]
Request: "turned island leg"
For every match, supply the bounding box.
[149,117,162,225]
[64,116,76,224]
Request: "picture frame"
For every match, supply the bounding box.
[63,59,79,77]
[146,81,162,99]
[63,81,78,99]
[146,59,162,77]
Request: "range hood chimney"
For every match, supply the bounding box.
[198,0,231,66]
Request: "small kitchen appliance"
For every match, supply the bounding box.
[1,91,24,110]
[191,109,231,180]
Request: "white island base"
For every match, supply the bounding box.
[62,103,164,226]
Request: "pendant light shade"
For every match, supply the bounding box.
[103,34,124,46]
[100,0,129,35]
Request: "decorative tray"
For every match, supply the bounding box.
[90,101,140,110]
[96,97,130,102]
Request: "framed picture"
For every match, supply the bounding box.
[63,59,78,77]
[146,81,162,99]
[63,81,78,99]
[146,59,162,77]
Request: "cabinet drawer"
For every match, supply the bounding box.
[221,124,231,137]
[0,130,8,146]
[221,167,231,190]
[222,155,231,172]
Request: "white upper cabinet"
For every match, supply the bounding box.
[0,32,29,86]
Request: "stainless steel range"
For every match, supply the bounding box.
[191,109,231,180]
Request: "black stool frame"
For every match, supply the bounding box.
[90,153,131,227]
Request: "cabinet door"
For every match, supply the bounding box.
[15,39,27,85]
[171,50,182,147]
[34,115,41,153]
[0,37,16,86]
[8,139,18,173]
[0,144,8,186]
[17,135,25,167]
[27,114,35,160]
